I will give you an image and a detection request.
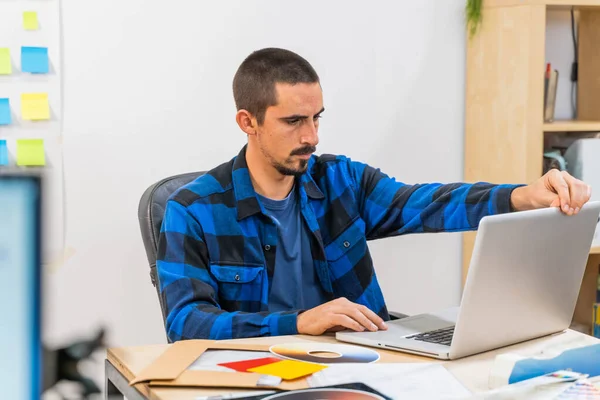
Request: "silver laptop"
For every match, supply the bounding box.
[336,201,600,360]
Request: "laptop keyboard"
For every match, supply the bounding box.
[405,326,455,346]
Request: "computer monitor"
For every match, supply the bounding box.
[0,173,42,400]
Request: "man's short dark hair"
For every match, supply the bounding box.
[233,48,320,125]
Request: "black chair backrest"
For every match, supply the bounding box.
[137,171,205,322]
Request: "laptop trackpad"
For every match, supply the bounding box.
[390,311,457,336]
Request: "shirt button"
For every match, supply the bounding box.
[264,245,271,251]
[234,274,240,281]
[343,241,351,248]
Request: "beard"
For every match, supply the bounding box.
[272,158,309,177]
[258,141,315,177]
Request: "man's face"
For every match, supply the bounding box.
[255,82,323,177]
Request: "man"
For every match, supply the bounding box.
[157,48,591,342]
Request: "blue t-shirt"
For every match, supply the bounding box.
[258,187,328,312]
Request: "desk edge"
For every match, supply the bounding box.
[107,349,154,398]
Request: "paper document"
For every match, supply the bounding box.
[468,370,593,400]
[490,343,600,388]
[559,379,600,399]
[307,363,471,399]
[195,390,276,400]
[219,357,281,372]
[188,350,274,372]
[248,359,327,380]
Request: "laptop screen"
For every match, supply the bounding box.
[0,175,42,400]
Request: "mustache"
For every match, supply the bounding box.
[290,146,316,156]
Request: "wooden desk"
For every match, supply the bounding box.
[106,330,599,399]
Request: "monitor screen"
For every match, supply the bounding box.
[0,175,42,400]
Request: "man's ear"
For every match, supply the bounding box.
[236,110,257,137]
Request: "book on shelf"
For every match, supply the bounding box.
[544,63,559,123]
[594,303,599,338]
[595,274,600,338]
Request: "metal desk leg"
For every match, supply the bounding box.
[105,359,147,400]
[106,379,123,399]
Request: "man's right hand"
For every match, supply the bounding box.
[296,297,388,335]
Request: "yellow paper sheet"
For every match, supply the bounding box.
[0,48,11,75]
[16,139,45,166]
[21,93,50,121]
[23,11,39,30]
[248,360,327,381]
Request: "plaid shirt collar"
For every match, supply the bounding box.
[232,145,325,221]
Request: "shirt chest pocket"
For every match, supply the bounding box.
[209,264,265,303]
[324,217,367,275]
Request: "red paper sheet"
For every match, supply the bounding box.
[218,357,282,372]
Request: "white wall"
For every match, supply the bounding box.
[45,0,471,351]
[0,1,64,264]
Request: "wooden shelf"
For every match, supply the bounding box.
[465,0,600,331]
[484,0,600,9]
[543,120,600,132]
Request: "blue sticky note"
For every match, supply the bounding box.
[21,47,49,74]
[0,140,8,166]
[0,98,10,125]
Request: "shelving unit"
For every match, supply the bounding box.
[463,0,600,334]
[543,121,600,132]
[483,0,600,8]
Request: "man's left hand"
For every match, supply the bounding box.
[510,169,592,215]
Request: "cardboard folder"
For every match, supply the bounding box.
[128,340,311,391]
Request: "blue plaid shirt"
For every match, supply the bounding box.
[157,146,519,341]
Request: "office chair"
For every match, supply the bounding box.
[138,172,407,335]
[138,171,204,325]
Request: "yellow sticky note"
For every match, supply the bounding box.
[23,11,39,30]
[21,93,50,121]
[0,48,11,75]
[248,360,327,380]
[16,139,45,166]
